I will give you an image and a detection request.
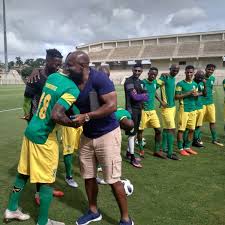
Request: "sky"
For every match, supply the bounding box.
[0,0,225,61]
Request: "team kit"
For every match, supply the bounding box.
[3,49,225,225]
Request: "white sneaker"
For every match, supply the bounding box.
[96,177,107,185]
[3,208,30,222]
[65,177,78,188]
[37,219,65,225]
[97,166,103,172]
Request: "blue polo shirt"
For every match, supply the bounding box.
[75,68,119,138]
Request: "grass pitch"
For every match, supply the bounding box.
[0,85,225,225]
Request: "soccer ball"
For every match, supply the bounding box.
[121,179,134,196]
[135,137,146,147]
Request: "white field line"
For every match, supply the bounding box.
[0,107,22,113]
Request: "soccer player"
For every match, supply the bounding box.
[157,64,180,160]
[192,70,207,147]
[124,63,148,168]
[175,65,198,156]
[137,67,167,159]
[202,64,224,146]
[4,54,81,225]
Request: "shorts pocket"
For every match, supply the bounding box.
[112,159,122,179]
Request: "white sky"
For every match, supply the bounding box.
[0,0,225,61]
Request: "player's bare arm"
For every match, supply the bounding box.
[175,90,196,100]
[51,104,77,127]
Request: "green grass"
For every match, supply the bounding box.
[0,85,225,225]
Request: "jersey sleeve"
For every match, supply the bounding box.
[157,76,165,87]
[57,87,80,110]
[175,82,182,95]
[115,108,132,121]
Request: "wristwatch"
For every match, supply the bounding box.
[84,113,90,122]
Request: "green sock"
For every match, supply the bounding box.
[138,140,143,151]
[210,128,217,141]
[183,129,189,145]
[184,139,192,149]
[177,140,183,151]
[8,173,28,211]
[155,141,161,153]
[64,154,73,178]
[198,130,202,140]
[162,130,168,152]
[37,185,53,225]
[194,127,200,141]
[167,132,174,157]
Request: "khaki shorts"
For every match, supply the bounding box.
[18,132,59,184]
[161,107,176,129]
[79,127,121,184]
[62,126,83,155]
[196,109,204,127]
[203,104,216,123]
[178,106,196,131]
[139,110,160,130]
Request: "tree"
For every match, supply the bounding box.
[15,57,23,66]
[8,61,15,69]
[21,66,33,78]
[24,58,34,66]
[33,58,45,67]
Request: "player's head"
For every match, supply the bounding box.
[148,67,158,82]
[194,70,205,83]
[45,49,63,74]
[205,64,216,77]
[185,65,195,81]
[132,63,143,78]
[98,65,110,77]
[169,64,180,77]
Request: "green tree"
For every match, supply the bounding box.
[24,58,34,66]
[33,58,45,67]
[21,66,33,78]
[8,61,15,69]
[15,57,23,66]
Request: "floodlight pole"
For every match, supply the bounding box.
[3,0,8,73]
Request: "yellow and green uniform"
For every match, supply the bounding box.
[202,75,216,123]
[176,80,197,131]
[195,82,204,127]
[139,79,160,129]
[18,72,80,183]
[115,107,132,121]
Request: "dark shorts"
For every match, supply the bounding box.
[125,108,141,136]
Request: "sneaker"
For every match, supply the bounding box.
[76,210,102,225]
[192,140,204,148]
[180,150,190,156]
[97,166,102,172]
[96,177,107,185]
[167,153,180,160]
[131,158,142,168]
[119,218,134,225]
[3,208,30,223]
[212,140,224,147]
[65,177,78,188]
[139,150,145,158]
[35,192,40,205]
[153,150,167,159]
[53,190,64,197]
[197,139,204,145]
[185,148,198,155]
[37,218,65,225]
[125,151,131,160]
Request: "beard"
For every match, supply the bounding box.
[69,71,83,85]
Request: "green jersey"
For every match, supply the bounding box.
[25,72,80,144]
[195,82,204,110]
[175,80,198,112]
[141,79,158,111]
[202,75,215,105]
[157,74,176,108]
[115,107,131,121]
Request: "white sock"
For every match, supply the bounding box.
[127,136,135,154]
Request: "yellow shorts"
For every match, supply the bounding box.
[178,107,196,131]
[161,107,176,129]
[203,104,216,123]
[196,109,204,127]
[18,133,59,184]
[139,110,160,130]
[62,126,83,155]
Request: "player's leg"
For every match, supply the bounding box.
[137,110,146,157]
[4,173,30,223]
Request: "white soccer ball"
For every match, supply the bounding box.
[121,179,134,196]
[135,138,146,147]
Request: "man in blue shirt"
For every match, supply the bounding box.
[68,51,134,225]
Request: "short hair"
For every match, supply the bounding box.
[185,65,195,70]
[133,63,143,68]
[149,67,158,72]
[46,49,63,59]
[206,64,216,69]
